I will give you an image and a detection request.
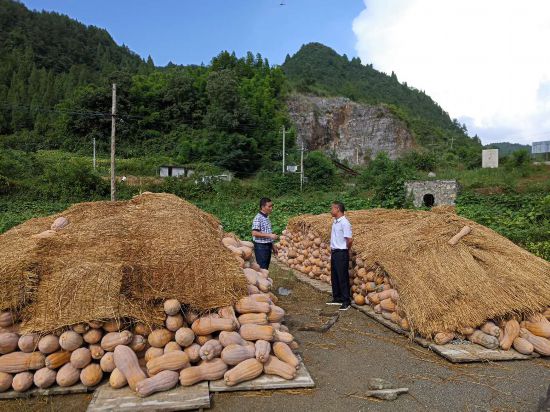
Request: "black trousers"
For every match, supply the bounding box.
[330,249,350,305]
[254,242,272,270]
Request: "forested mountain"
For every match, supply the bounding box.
[485,142,531,157]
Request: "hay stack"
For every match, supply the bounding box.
[0,193,247,332]
[278,209,550,350]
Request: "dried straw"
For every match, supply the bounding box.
[288,209,550,337]
[0,193,247,332]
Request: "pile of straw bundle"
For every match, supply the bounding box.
[0,235,300,396]
[277,209,550,355]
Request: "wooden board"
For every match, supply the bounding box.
[0,384,92,399]
[86,382,210,412]
[209,361,315,392]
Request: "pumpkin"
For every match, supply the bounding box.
[434,332,455,345]
[367,293,380,305]
[221,344,255,365]
[512,337,534,355]
[164,342,182,353]
[165,314,185,332]
[519,328,550,356]
[136,370,179,397]
[377,289,395,301]
[249,294,272,304]
[0,332,19,354]
[148,329,174,348]
[175,328,195,348]
[0,312,15,328]
[457,326,475,336]
[83,328,103,345]
[18,334,39,353]
[88,320,104,329]
[184,344,201,364]
[100,352,116,373]
[267,292,279,304]
[12,371,33,392]
[257,277,272,293]
[400,318,410,331]
[180,358,228,386]
[80,363,103,387]
[144,347,165,362]
[71,323,89,334]
[480,321,500,337]
[379,299,396,312]
[235,297,271,314]
[35,335,59,355]
[499,320,520,351]
[240,324,274,342]
[0,352,45,373]
[238,313,268,326]
[524,315,550,338]
[195,334,213,346]
[267,306,285,323]
[33,367,56,389]
[273,330,294,343]
[103,319,129,332]
[59,331,83,352]
[263,356,297,380]
[191,317,237,336]
[147,351,190,376]
[113,345,147,391]
[45,351,71,370]
[89,344,105,360]
[109,367,128,388]
[272,342,300,369]
[134,323,152,337]
[467,330,499,349]
[247,285,260,295]
[199,339,223,361]
[218,306,239,323]
[0,371,13,392]
[254,340,271,363]
[164,299,181,316]
[70,348,92,369]
[101,331,133,352]
[354,295,366,305]
[56,363,80,387]
[243,269,258,285]
[223,358,263,386]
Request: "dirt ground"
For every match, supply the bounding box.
[1,263,549,412]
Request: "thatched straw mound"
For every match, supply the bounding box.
[0,193,247,332]
[288,209,550,337]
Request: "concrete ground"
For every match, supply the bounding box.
[1,264,549,411]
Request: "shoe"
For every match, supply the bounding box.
[339,304,351,311]
[326,301,342,306]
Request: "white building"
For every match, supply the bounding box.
[159,165,191,178]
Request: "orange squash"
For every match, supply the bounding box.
[148,329,174,348]
[136,370,179,397]
[434,332,455,345]
[0,332,19,355]
[192,317,237,336]
[56,363,80,387]
[70,347,92,369]
[45,351,71,370]
[480,321,500,337]
[147,351,190,376]
[113,345,147,390]
[12,371,33,392]
[512,336,534,355]
[83,329,103,345]
[183,343,201,364]
[238,313,268,325]
[523,315,550,338]
[239,324,274,342]
[0,371,12,392]
[109,367,127,389]
[235,297,271,314]
[221,344,255,365]
[218,331,247,347]
[519,328,550,356]
[33,367,57,389]
[37,335,60,354]
[179,358,228,386]
[499,319,520,351]
[18,334,40,353]
[254,340,271,363]
[59,331,83,352]
[0,352,45,373]
[199,339,222,361]
[100,352,115,373]
[175,328,195,348]
[89,344,105,360]
[80,363,103,387]
[263,356,297,380]
[223,358,263,386]
[272,342,299,369]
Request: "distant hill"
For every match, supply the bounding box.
[485,142,531,157]
[282,43,482,161]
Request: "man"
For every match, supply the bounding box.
[327,201,353,311]
[251,197,278,269]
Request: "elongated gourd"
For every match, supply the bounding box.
[512,336,534,355]
[223,358,263,386]
[263,356,297,380]
[129,335,147,353]
[480,321,500,337]
[219,331,247,347]
[239,324,274,342]
[0,352,45,373]
[33,367,57,389]
[434,332,455,345]
[254,340,271,363]
[235,297,271,314]
[179,358,228,386]
[148,329,174,348]
[145,347,164,362]
[272,342,300,369]
[191,317,237,336]
[273,330,294,343]
[0,333,19,354]
[70,347,92,369]
[56,363,80,387]
[0,371,13,392]
[221,344,255,365]
[136,370,179,397]
[379,299,396,312]
[109,367,127,389]
[519,328,550,356]
[59,331,83,352]
[175,328,195,348]
[80,363,103,387]
[500,320,520,351]
[164,342,182,353]
[113,345,147,391]
[199,339,223,361]
[147,351,190,376]
[523,315,550,338]
[45,351,70,370]
[184,344,201,364]
[12,372,33,392]
[101,331,133,351]
[238,313,268,325]
[467,330,499,349]
[267,306,285,323]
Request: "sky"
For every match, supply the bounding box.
[22,0,550,145]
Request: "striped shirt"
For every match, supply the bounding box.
[252,212,273,244]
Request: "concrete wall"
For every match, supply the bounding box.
[405,180,459,207]
[482,149,499,168]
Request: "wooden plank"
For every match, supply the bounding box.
[86,382,210,412]
[0,384,92,399]
[209,361,315,392]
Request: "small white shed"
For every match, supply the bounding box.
[159,165,187,178]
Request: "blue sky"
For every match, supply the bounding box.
[22,0,365,66]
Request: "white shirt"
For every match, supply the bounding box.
[330,216,352,250]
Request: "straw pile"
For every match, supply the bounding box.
[0,234,301,396]
[0,192,247,332]
[277,208,550,354]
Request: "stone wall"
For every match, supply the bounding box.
[287,94,415,164]
[405,180,459,207]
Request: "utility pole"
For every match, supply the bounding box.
[282,125,286,175]
[300,141,304,192]
[92,137,96,170]
[110,83,117,201]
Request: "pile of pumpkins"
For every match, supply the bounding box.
[0,237,301,396]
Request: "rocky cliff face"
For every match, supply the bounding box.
[287,95,415,164]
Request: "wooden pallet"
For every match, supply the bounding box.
[274,259,538,363]
[0,383,92,400]
[86,382,210,412]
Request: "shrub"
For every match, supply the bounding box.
[303,151,338,187]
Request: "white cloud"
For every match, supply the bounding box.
[352,0,550,145]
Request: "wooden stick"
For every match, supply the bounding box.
[448,226,471,245]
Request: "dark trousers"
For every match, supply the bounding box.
[331,249,350,305]
[254,242,272,270]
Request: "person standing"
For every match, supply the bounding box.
[327,201,353,311]
[251,198,278,270]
